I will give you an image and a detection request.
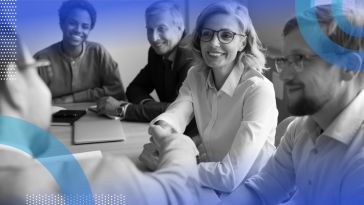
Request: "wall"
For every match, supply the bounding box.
[19,0,334,121]
[18,0,186,87]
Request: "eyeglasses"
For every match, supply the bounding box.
[274,54,321,73]
[200,28,246,44]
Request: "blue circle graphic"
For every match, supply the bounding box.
[332,0,364,37]
[0,115,94,205]
[295,0,364,70]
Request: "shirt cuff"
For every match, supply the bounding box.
[119,102,130,120]
[139,98,154,105]
[150,113,183,133]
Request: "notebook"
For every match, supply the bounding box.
[73,111,126,145]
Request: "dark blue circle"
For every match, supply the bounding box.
[0,115,94,205]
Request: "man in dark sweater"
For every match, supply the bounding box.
[97,0,194,123]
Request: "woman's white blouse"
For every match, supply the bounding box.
[152,64,278,193]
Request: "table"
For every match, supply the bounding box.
[48,103,150,164]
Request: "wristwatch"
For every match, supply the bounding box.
[116,103,129,119]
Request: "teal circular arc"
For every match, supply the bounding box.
[295,0,364,70]
[0,115,94,205]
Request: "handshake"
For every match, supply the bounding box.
[139,120,178,171]
[139,121,206,171]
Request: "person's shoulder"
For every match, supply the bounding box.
[241,67,274,92]
[34,42,61,58]
[85,41,107,51]
[242,67,269,83]
[184,64,208,83]
[176,39,195,61]
[84,41,115,59]
[280,116,309,145]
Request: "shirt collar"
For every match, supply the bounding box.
[205,63,245,97]
[324,89,364,145]
[305,89,364,145]
[162,47,178,70]
[58,41,86,61]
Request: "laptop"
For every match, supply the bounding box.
[73,111,126,145]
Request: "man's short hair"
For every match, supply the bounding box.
[59,0,97,29]
[145,0,185,31]
[283,4,364,53]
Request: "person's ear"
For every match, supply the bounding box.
[238,38,247,52]
[340,52,362,81]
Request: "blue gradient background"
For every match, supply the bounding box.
[12,0,364,204]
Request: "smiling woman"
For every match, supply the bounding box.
[33,0,126,104]
[148,0,278,201]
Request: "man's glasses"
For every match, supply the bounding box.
[274,54,321,73]
[200,28,246,44]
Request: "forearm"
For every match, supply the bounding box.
[126,85,154,104]
[72,86,124,102]
[124,101,169,122]
[152,134,200,204]
[219,183,263,205]
[198,123,274,193]
[151,100,194,133]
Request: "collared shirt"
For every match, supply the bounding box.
[34,41,125,102]
[246,90,364,205]
[152,64,278,193]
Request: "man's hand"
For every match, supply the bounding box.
[148,122,176,150]
[138,142,159,171]
[96,96,126,116]
[139,123,175,170]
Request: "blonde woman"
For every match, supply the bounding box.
[145,0,278,197]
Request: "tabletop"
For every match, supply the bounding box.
[48,103,150,164]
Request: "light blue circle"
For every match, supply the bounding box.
[295,0,364,70]
[332,0,364,37]
[0,115,94,205]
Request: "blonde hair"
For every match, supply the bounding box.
[191,0,267,73]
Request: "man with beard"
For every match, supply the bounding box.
[34,0,125,103]
[220,4,364,205]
